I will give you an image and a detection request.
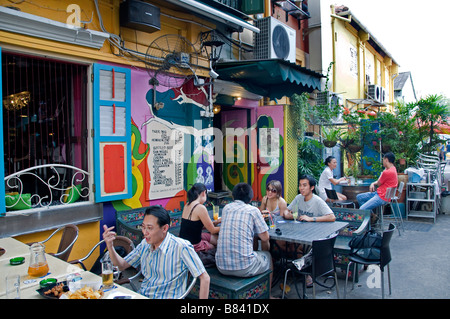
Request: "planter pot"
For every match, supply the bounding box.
[381,144,392,153]
[323,140,337,148]
[347,144,362,153]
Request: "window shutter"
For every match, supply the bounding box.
[0,47,5,216]
[93,64,131,202]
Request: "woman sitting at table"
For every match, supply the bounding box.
[179,183,220,252]
[317,156,347,202]
[259,180,288,216]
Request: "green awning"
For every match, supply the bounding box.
[215,59,323,100]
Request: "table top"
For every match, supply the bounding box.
[0,237,146,299]
[268,218,348,246]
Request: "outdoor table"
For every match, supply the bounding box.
[341,184,370,202]
[0,237,146,299]
[268,218,348,245]
[268,217,348,297]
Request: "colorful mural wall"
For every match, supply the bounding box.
[111,68,212,212]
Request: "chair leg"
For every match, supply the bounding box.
[393,199,405,234]
[344,261,352,298]
[312,280,316,299]
[381,269,385,299]
[387,264,392,295]
[282,268,291,299]
[334,272,340,299]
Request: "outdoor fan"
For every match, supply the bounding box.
[145,34,200,88]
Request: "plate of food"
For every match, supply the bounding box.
[61,285,104,299]
[37,281,69,299]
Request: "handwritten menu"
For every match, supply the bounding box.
[147,120,184,199]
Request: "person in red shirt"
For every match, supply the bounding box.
[357,152,398,210]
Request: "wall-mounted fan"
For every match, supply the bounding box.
[145,34,199,88]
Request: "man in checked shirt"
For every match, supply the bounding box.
[215,183,272,285]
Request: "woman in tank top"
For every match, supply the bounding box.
[259,180,288,217]
[179,183,220,252]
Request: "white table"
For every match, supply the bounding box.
[0,237,146,299]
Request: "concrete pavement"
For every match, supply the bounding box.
[275,214,450,299]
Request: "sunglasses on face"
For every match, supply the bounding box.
[266,187,277,193]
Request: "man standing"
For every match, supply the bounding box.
[357,152,398,210]
[216,183,272,278]
[103,205,210,299]
[283,174,336,222]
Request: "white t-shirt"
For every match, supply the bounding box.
[287,194,334,218]
[317,166,333,201]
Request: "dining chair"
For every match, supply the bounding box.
[282,234,340,299]
[178,270,198,299]
[379,186,403,235]
[344,223,396,299]
[34,224,79,262]
[325,188,356,208]
[69,236,142,292]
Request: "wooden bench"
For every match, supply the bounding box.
[332,207,371,282]
[187,266,272,299]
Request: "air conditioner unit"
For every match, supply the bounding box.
[316,91,332,106]
[253,16,296,63]
[379,87,386,103]
[368,84,381,102]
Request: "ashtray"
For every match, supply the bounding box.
[10,257,25,265]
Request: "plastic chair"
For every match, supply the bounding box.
[38,224,79,261]
[69,236,142,292]
[325,188,355,208]
[282,234,340,299]
[344,223,396,299]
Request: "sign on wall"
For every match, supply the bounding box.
[147,119,184,199]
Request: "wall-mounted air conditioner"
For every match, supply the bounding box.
[368,84,382,102]
[379,87,386,103]
[253,16,296,63]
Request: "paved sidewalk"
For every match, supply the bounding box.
[274,213,450,299]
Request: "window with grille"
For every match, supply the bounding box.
[2,52,89,209]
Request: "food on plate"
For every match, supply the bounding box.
[66,286,104,299]
[44,283,65,298]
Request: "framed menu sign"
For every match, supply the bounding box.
[147,119,184,199]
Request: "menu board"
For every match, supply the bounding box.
[147,120,184,199]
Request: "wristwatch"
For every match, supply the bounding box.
[313,217,317,222]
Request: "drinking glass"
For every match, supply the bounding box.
[101,260,115,289]
[212,205,219,221]
[5,275,20,299]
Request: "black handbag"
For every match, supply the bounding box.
[348,229,382,259]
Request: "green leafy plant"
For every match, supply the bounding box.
[298,138,324,181]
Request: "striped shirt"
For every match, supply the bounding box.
[124,232,205,299]
[216,200,269,271]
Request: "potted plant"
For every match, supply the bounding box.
[322,126,341,148]
[340,126,362,153]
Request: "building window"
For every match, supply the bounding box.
[2,52,89,209]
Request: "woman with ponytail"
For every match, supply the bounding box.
[179,183,220,252]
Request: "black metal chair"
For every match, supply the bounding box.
[282,234,340,299]
[344,223,396,299]
[325,188,356,208]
